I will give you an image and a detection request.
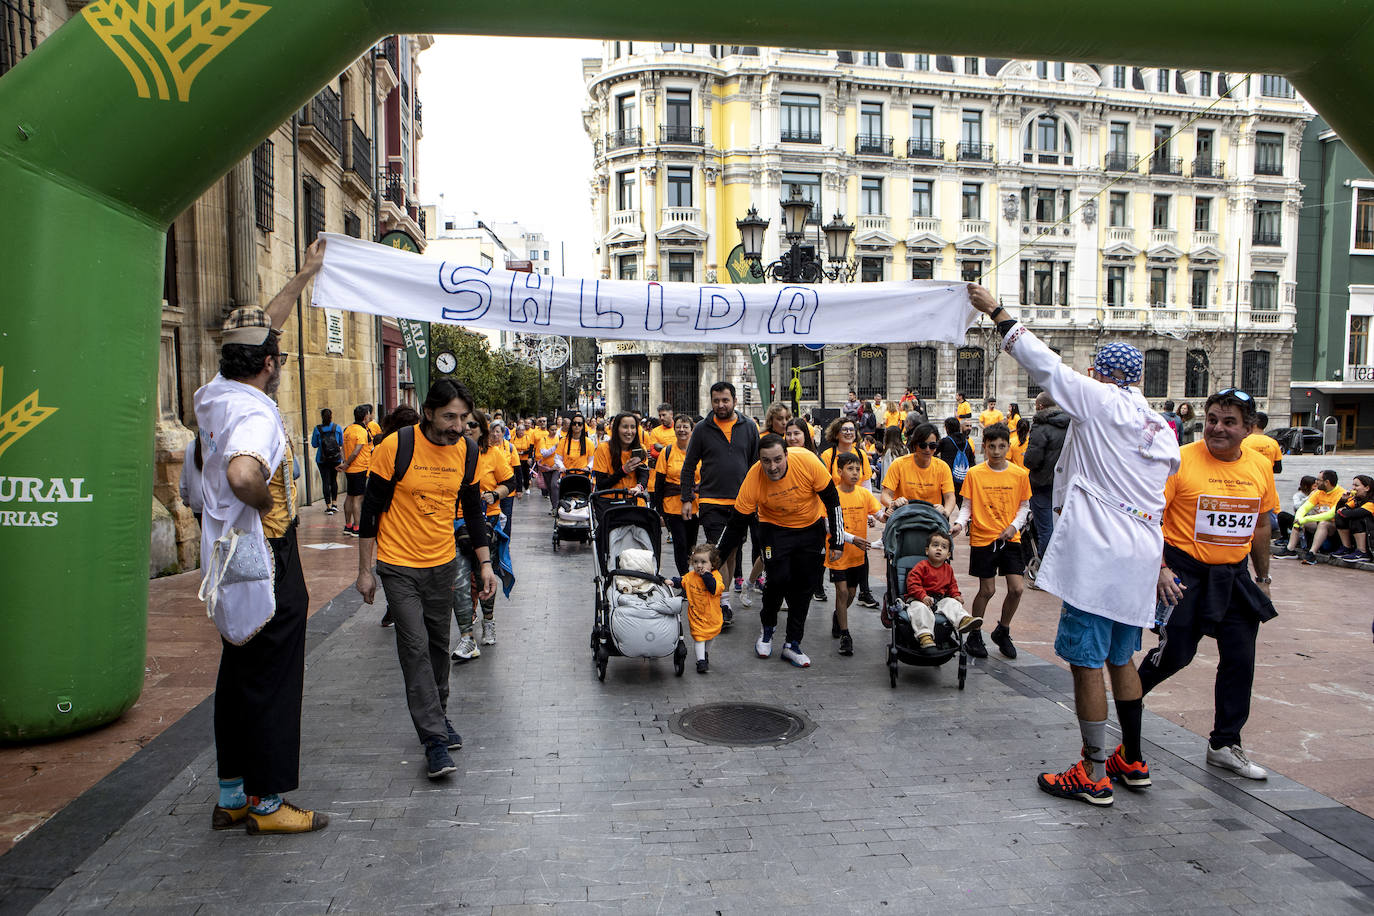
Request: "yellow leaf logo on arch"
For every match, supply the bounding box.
[83,0,271,103]
[0,368,59,462]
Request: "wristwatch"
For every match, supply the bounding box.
[1256,575,1272,584]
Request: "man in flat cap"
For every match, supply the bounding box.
[966,284,1180,808]
[193,238,330,834]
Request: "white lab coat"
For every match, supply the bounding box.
[1000,324,1180,627]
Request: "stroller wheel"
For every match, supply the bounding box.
[552,533,560,551]
[958,646,968,690]
[595,644,609,682]
[888,661,898,688]
[674,644,686,677]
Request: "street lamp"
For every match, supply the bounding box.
[736,187,857,283]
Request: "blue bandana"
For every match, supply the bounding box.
[1094,343,1143,388]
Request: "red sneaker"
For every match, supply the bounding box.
[1104,745,1151,788]
[1037,759,1114,806]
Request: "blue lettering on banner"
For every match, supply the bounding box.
[766,286,819,334]
[695,286,744,331]
[508,271,552,325]
[578,280,624,330]
[644,281,664,331]
[438,263,492,321]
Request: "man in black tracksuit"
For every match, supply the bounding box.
[680,381,759,625]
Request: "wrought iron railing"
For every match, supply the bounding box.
[659,124,703,144]
[1192,157,1224,179]
[605,128,642,150]
[347,119,372,189]
[381,171,406,208]
[0,0,37,77]
[1149,155,1183,175]
[957,142,993,162]
[303,86,343,156]
[907,138,944,159]
[1103,152,1135,171]
[856,134,894,155]
[1252,230,1283,246]
[375,36,398,75]
[781,127,822,143]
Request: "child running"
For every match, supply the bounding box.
[673,544,725,674]
[902,531,982,655]
[827,453,883,656]
[952,423,1031,659]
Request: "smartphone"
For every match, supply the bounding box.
[630,447,646,461]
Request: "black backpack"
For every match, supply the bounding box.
[376,425,479,511]
[316,424,342,467]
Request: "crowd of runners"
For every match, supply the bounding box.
[192,241,1321,829]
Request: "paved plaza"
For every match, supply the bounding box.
[3,485,1374,914]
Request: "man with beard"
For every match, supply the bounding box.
[716,435,844,668]
[680,382,759,626]
[194,239,329,834]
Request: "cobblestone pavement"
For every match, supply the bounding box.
[5,496,1374,914]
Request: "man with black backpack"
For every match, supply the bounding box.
[936,416,976,507]
[310,408,344,514]
[355,379,496,781]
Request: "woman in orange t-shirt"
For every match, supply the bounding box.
[652,414,701,574]
[592,413,649,517]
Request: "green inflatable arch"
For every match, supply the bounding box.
[2,0,1371,740]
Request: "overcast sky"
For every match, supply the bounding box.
[417,36,602,278]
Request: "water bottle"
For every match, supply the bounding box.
[1154,577,1181,629]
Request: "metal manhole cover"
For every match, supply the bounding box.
[668,703,815,747]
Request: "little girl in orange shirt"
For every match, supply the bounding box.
[673,544,724,674]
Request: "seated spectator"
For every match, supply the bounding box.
[1276,469,1343,561]
[1275,475,1316,546]
[1330,475,1374,563]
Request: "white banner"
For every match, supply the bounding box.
[311,233,978,344]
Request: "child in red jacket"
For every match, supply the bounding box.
[903,531,982,655]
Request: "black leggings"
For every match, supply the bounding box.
[1275,511,1295,541]
[664,513,700,575]
[318,464,338,505]
[1335,505,1373,534]
[759,520,827,645]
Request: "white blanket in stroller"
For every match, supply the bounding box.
[609,585,682,658]
[613,548,658,594]
[557,497,589,526]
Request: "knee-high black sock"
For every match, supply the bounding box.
[1115,697,1144,762]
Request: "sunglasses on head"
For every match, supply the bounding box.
[1214,387,1253,402]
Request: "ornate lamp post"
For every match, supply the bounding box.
[736,187,857,283]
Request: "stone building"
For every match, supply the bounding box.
[582,44,1308,423]
[8,4,429,573]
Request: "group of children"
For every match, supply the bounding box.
[673,423,1030,671]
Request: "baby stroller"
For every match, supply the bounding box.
[553,469,592,551]
[589,488,688,681]
[882,502,969,690]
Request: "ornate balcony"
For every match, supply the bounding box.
[907,138,944,160]
[1103,152,1136,172]
[298,86,343,161]
[342,118,373,198]
[1193,157,1224,179]
[855,134,894,156]
[605,128,642,151]
[956,142,993,162]
[658,124,703,145]
[1149,155,1183,176]
[781,127,822,144]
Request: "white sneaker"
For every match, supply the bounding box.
[481,619,496,646]
[739,587,753,608]
[1205,743,1267,780]
[781,643,811,668]
[451,634,481,662]
[755,629,774,658]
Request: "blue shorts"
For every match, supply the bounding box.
[1054,603,1141,669]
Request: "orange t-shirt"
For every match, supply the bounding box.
[882,454,954,505]
[655,443,699,516]
[511,430,534,462]
[681,569,724,641]
[1241,433,1282,469]
[370,426,472,568]
[733,447,832,528]
[818,446,872,485]
[961,461,1031,547]
[648,424,676,457]
[592,441,641,493]
[697,415,741,507]
[343,422,372,473]
[1163,440,1279,565]
[884,410,903,428]
[826,485,882,570]
[456,443,514,520]
[979,409,1005,428]
[558,433,592,471]
[1009,440,1028,467]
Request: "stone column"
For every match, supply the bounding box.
[604,355,621,415]
[644,164,659,279]
[648,353,664,409]
[704,164,719,280]
[698,349,719,415]
[227,157,257,309]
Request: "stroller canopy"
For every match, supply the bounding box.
[882,501,950,560]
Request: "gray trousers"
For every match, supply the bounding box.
[377,558,457,745]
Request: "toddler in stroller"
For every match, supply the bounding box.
[901,531,982,654]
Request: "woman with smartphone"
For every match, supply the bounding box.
[592,412,650,523]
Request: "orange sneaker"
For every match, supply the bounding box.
[1036,759,1114,806]
[245,800,330,835]
[1105,745,1151,788]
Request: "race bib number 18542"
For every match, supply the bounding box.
[1194,495,1260,547]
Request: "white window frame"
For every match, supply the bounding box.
[1349,180,1374,255]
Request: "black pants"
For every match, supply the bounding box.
[759,520,827,645]
[1138,606,1260,750]
[664,512,700,575]
[318,463,338,505]
[1335,505,1373,535]
[1275,510,1295,542]
[215,524,309,796]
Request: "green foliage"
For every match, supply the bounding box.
[428,325,555,415]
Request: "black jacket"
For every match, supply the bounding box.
[1023,408,1070,493]
[680,411,759,503]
